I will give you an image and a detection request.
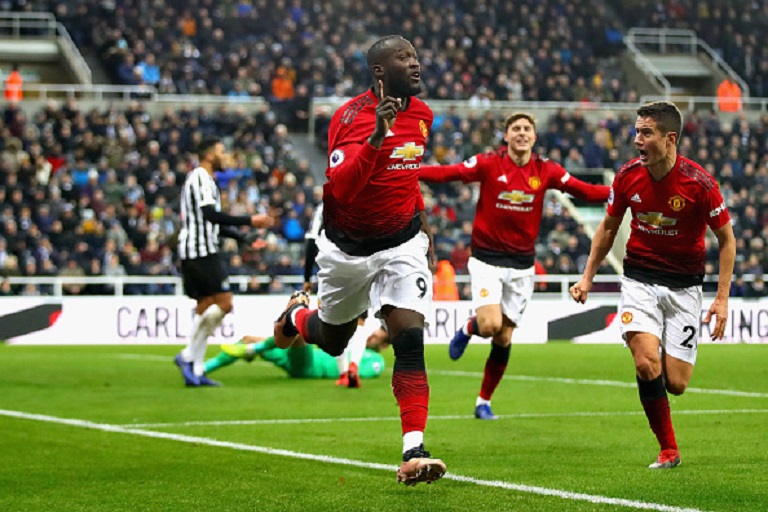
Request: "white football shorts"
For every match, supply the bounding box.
[467,256,534,326]
[619,276,702,365]
[315,231,432,325]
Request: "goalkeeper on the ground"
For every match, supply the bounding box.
[205,334,386,380]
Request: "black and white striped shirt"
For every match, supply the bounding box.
[305,202,324,240]
[178,167,221,260]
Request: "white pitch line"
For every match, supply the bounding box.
[120,409,768,429]
[432,371,768,398]
[0,408,707,512]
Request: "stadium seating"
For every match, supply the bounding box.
[29,0,626,102]
[614,1,768,97]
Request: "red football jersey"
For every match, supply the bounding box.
[420,150,609,264]
[608,156,730,277]
[323,89,432,240]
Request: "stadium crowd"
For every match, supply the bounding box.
[0,100,318,296]
[0,1,765,298]
[615,0,768,98]
[23,0,628,104]
[0,98,766,298]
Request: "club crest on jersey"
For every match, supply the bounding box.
[419,120,429,138]
[637,212,677,227]
[329,149,345,168]
[498,190,535,204]
[668,194,686,212]
[528,176,541,190]
[480,288,489,298]
[621,311,633,324]
[390,142,424,161]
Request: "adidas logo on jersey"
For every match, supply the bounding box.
[385,129,395,137]
[631,193,642,203]
[497,175,508,183]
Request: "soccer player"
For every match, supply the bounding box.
[273,35,445,485]
[203,333,386,381]
[570,101,736,469]
[174,136,273,387]
[419,112,610,419]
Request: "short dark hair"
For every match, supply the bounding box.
[367,35,404,70]
[197,136,221,159]
[504,112,537,131]
[636,101,682,142]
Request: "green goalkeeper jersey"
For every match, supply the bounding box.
[261,344,385,379]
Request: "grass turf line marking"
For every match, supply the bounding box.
[0,408,707,512]
[119,409,768,428]
[433,371,768,398]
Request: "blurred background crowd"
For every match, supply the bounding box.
[0,0,765,298]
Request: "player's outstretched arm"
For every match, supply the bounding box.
[570,213,621,304]
[201,206,274,229]
[559,175,611,203]
[419,154,485,183]
[704,222,736,340]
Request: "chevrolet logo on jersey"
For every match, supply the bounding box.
[637,212,677,227]
[498,190,535,204]
[390,143,424,161]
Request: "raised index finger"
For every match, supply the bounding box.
[378,80,384,101]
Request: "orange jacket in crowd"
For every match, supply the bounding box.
[271,67,295,100]
[434,260,460,301]
[5,69,23,102]
[717,79,742,112]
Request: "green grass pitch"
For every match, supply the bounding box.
[1,343,766,511]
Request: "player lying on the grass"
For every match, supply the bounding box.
[204,312,386,383]
[204,335,385,381]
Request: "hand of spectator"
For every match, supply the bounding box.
[250,214,274,228]
[569,277,592,304]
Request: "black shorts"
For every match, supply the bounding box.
[181,254,230,299]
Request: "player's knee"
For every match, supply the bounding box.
[217,296,234,314]
[391,327,425,371]
[634,357,660,381]
[665,379,688,396]
[477,317,502,337]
